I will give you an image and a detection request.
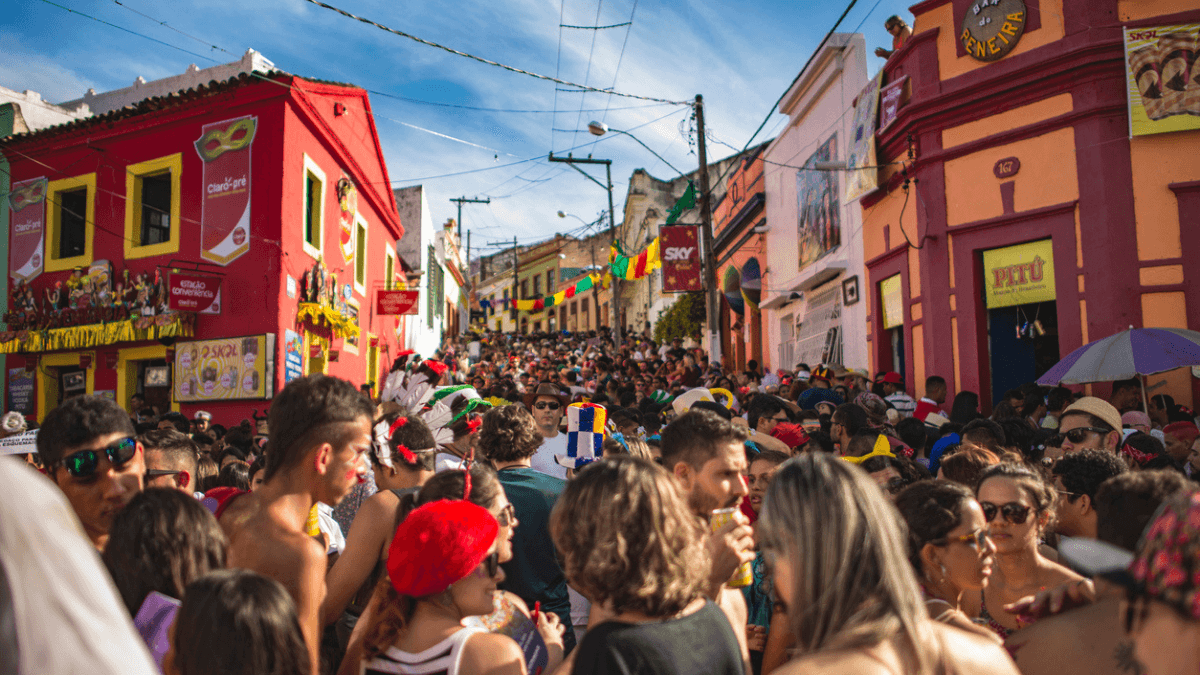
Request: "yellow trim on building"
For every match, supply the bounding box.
[301,154,326,260]
[36,352,94,422]
[123,153,182,259]
[45,172,95,272]
[115,344,180,415]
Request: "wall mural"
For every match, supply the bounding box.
[796,135,842,270]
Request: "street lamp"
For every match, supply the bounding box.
[587,121,687,177]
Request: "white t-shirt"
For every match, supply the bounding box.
[435,452,467,473]
[530,433,569,479]
[316,502,345,555]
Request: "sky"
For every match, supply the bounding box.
[3,0,912,259]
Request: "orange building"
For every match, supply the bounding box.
[861,0,1199,409]
[712,146,768,373]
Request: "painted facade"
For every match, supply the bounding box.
[393,185,442,359]
[860,0,1200,409]
[713,146,769,373]
[760,33,870,375]
[0,70,404,422]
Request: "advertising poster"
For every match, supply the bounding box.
[878,76,909,132]
[796,135,841,269]
[880,275,904,330]
[195,115,256,265]
[8,177,46,283]
[174,334,274,402]
[983,239,1056,309]
[283,330,304,384]
[845,73,882,202]
[7,368,35,418]
[660,225,702,292]
[376,290,420,315]
[1124,23,1200,137]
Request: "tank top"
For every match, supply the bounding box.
[572,600,742,675]
[360,625,486,675]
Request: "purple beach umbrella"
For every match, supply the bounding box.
[1037,327,1200,386]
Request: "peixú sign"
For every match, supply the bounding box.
[375,289,419,315]
[961,0,1026,62]
[982,239,1056,309]
[168,273,222,314]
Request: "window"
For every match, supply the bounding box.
[427,245,437,325]
[354,216,368,294]
[124,153,181,259]
[301,155,326,258]
[365,336,379,396]
[547,270,554,293]
[385,248,396,291]
[532,275,541,298]
[521,280,529,300]
[46,173,95,271]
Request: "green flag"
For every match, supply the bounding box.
[664,182,696,225]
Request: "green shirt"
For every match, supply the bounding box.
[496,467,575,650]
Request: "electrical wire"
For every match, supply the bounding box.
[570,0,608,152]
[598,0,640,126]
[299,0,687,104]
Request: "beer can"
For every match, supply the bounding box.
[710,507,753,588]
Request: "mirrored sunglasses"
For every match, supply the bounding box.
[60,437,137,479]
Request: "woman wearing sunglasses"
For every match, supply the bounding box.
[341,496,530,675]
[894,480,1000,642]
[970,463,1084,638]
[757,453,1018,675]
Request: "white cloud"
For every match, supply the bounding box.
[0,33,95,104]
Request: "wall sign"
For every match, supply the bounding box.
[167,272,222,314]
[878,77,910,132]
[8,177,46,284]
[283,329,303,384]
[880,275,904,330]
[983,239,1056,309]
[993,157,1021,178]
[376,290,420,315]
[7,368,34,418]
[960,0,1026,62]
[660,225,703,292]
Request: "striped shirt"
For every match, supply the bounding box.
[362,626,486,675]
[885,392,917,417]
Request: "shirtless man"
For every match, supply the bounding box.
[223,374,374,675]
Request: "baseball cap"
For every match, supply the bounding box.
[1122,411,1152,429]
[1061,396,1123,434]
[880,371,903,385]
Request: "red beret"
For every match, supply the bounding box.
[770,422,810,450]
[386,499,499,597]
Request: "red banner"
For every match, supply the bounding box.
[8,177,46,283]
[660,225,702,292]
[195,116,256,266]
[376,290,420,315]
[168,273,222,313]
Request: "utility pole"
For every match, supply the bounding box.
[450,197,490,241]
[548,153,621,345]
[510,236,519,329]
[465,230,471,333]
[694,94,722,365]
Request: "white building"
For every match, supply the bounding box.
[393,186,464,356]
[760,33,870,373]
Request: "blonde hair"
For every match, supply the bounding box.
[550,457,708,618]
[758,454,942,673]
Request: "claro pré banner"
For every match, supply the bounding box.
[8,177,46,283]
[195,116,256,265]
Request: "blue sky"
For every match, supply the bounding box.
[3,0,911,252]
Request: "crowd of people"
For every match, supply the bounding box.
[3,327,1200,675]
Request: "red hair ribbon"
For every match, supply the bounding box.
[462,448,476,501]
[467,416,483,434]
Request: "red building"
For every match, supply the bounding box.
[712,146,768,373]
[1,71,404,423]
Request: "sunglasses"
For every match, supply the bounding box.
[483,550,500,578]
[533,402,561,411]
[980,501,1032,525]
[937,528,990,549]
[1063,427,1112,444]
[59,437,138,479]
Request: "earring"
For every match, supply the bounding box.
[939,563,948,581]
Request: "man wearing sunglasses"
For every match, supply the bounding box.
[37,395,145,551]
[224,374,374,675]
[1058,397,1123,454]
[140,428,200,496]
[524,383,569,478]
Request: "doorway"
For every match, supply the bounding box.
[988,300,1059,406]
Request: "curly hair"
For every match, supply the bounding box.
[1052,448,1127,502]
[893,480,976,578]
[477,405,543,463]
[550,457,709,618]
[977,462,1059,532]
[939,445,1000,488]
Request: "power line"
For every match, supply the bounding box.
[299,0,687,104]
[560,21,631,29]
[570,0,608,152]
[598,0,640,126]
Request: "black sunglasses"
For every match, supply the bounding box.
[59,437,138,479]
[483,550,500,577]
[533,401,561,411]
[1063,427,1112,444]
[980,501,1032,525]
